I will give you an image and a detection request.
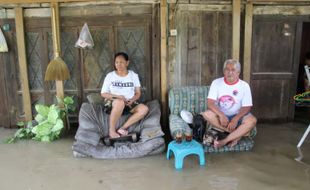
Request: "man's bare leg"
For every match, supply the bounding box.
[214,114,257,148]
[201,110,230,132]
[109,99,125,138]
[118,104,149,135]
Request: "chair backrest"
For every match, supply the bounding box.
[168,86,210,115]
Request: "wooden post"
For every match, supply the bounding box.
[15,7,33,121]
[243,2,253,83]
[232,0,241,60]
[160,0,168,122]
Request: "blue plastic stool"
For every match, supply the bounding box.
[166,139,206,169]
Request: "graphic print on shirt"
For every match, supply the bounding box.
[112,81,134,88]
[218,95,235,111]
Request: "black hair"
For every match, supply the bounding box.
[114,52,129,61]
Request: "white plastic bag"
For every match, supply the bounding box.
[75,23,94,49]
[0,28,8,52]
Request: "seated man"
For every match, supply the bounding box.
[201,59,257,148]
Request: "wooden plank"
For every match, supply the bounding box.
[152,3,161,100]
[254,6,310,15]
[160,0,168,123]
[178,11,188,86]
[218,12,232,75]
[243,2,253,83]
[232,0,241,60]
[201,12,217,85]
[288,21,302,119]
[0,0,159,4]
[14,7,32,121]
[186,12,201,85]
[248,0,310,3]
[178,4,232,12]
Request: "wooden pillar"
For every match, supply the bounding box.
[232,0,241,60]
[160,0,168,122]
[243,2,253,83]
[15,7,32,121]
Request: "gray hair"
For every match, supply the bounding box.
[223,59,241,72]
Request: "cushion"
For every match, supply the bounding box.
[204,137,254,153]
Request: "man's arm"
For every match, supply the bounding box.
[227,106,251,131]
[207,98,229,127]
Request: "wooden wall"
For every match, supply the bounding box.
[167,1,310,121]
[0,3,160,127]
[1,1,310,127]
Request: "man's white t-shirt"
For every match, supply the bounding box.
[207,77,253,116]
[101,70,141,100]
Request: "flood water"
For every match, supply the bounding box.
[0,122,309,190]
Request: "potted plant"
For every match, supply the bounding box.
[6,96,75,143]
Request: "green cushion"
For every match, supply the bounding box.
[169,86,210,115]
[204,137,254,153]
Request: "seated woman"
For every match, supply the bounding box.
[101,52,149,138]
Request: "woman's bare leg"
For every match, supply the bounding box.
[109,99,125,138]
[119,104,149,133]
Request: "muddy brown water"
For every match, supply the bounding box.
[0,122,309,190]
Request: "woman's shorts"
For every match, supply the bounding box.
[103,99,139,115]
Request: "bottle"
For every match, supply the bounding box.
[175,130,183,143]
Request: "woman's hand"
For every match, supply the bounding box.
[125,99,134,106]
[112,95,126,101]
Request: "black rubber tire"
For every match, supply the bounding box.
[104,138,111,146]
[132,133,137,142]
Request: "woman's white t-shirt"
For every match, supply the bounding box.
[101,70,141,100]
[207,77,253,116]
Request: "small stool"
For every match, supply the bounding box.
[166,139,205,169]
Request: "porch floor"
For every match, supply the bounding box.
[0,122,309,190]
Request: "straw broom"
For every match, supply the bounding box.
[44,2,70,81]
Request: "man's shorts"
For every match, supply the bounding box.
[226,113,251,128]
[103,99,139,115]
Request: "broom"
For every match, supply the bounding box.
[44,2,70,81]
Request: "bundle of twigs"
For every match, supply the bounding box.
[44,2,70,81]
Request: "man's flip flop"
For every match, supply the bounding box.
[117,128,128,136]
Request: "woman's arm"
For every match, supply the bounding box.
[101,92,126,101]
[126,87,141,105]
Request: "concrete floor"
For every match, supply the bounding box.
[0,122,309,190]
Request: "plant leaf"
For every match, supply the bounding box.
[35,104,50,117]
[32,122,52,136]
[47,106,59,123]
[51,119,63,132]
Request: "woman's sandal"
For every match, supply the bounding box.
[117,128,128,136]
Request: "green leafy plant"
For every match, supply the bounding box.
[6,96,75,143]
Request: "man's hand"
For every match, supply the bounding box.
[218,114,229,127]
[227,117,238,132]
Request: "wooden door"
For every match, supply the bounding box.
[251,16,301,121]
[0,19,19,127]
[174,11,232,86]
